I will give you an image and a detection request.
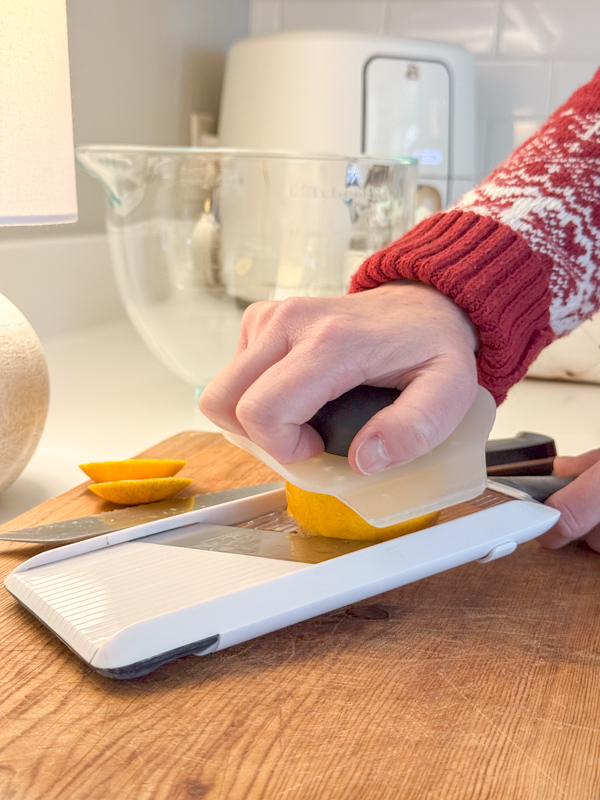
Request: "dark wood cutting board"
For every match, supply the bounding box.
[0,430,598,800]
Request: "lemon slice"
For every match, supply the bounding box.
[285,481,439,541]
[80,459,186,482]
[88,477,192,505]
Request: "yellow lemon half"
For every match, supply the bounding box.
[88,477,192,505]
[80,459,186,482]
[285,482,439,541]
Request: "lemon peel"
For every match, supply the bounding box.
[285,481,439,541]
[88,477,192,505]
[80,459,186,482]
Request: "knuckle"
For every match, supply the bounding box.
[271,296,311,325]
[406,401,445,444]
[310,316,343,343]
[235,394,272,432]
[241,299,269,325]
[198,385,230,420]
[547,501,582,545]
[252,297,317,346]
[302,315,351,354]
[270,297,341,340]
[377,408,441,464]
[401,414,440,456]
[240,300,275,335]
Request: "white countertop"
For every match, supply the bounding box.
[1,318,599,526]
[0,319,215,525]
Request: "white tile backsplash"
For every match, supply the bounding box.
[250,0,599,180]
[388,1,498,54]
[498,0,560,57]
[499,0,600,58]
[481,115,545,176]
[550,60,599,108]
[250,0,281,35]
[282,1,386,34]
[475,61,551,117]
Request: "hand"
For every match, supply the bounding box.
[538,449,600,551]
[199,281,479,474]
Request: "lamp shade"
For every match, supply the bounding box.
[0,0,77,224]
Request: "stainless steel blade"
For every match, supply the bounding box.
[137,523,374,564]
[0,482,284,543]
[219,476,566,563]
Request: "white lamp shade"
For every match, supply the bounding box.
[0,0,78,225]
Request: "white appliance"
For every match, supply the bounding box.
[218,30,477,212]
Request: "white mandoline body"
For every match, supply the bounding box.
[5,485,559,678]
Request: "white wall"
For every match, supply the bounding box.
[249,0,599,181]
[0,0,250,340]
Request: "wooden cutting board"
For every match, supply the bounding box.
[0,430,599,800]
[0,430,281,538]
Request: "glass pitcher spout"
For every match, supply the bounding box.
[76,145,155,215]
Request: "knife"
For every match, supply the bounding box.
[0,482,284,543]
[0,432,567,545]
[489,474,572,503]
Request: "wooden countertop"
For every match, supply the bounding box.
[0,431,599,800]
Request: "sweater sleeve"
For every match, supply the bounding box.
[350,67,600,404]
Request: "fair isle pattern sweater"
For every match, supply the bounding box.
[350,67,600,404]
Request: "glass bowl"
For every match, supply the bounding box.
[76,146,417,391]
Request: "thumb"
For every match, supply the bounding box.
[348,364,478,475]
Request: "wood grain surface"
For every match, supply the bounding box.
[0,431,599,800]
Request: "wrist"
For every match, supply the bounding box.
[351,210,554,403]
[369,280,480,355]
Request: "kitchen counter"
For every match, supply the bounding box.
[2,317,600,526]
[1,425,599,799]
[0,320,599,799]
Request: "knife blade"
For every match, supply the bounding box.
[0,482,284,543]
[488,475,571,503]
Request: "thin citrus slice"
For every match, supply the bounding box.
[88,477,192,505]
[80,459,186,482]
[285,481,439,541]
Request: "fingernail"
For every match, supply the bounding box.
[355,436,391,475]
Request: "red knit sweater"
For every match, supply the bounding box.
[350,67,600,404]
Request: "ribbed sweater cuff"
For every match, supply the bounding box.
[349,210,555,403]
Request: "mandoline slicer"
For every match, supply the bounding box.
[223,385,497,528]
[4,386,564,680]
[5,475,560,679]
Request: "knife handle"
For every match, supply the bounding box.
[485,431,557,476]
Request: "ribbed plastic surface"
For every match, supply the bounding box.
[9,542,306,662]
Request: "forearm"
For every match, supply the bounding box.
[351,67,600,403]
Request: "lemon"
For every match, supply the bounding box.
[88,477,192,505]
[80,459,186,482]
[285,482,439,541]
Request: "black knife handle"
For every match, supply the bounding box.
[485,431,557,475]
